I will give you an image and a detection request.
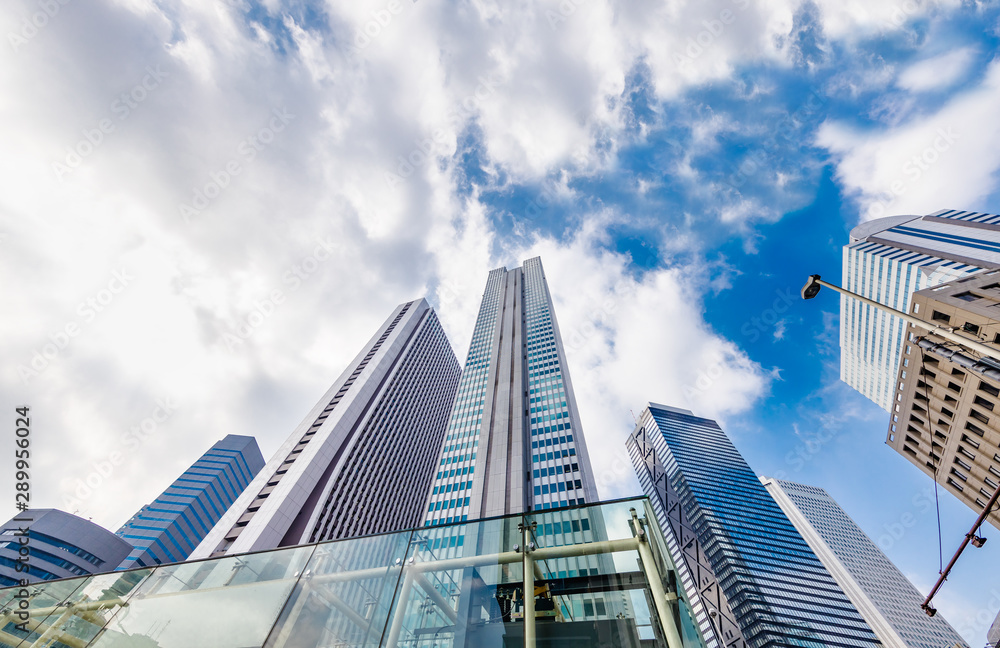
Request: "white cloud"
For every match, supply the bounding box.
[817,59,1000,222]
[506,215,769,498]
[0,0,980,543]
[897,47,977,92]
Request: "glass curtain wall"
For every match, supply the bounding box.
[0,498,704,648]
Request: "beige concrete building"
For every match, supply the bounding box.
[888,269,1000,529]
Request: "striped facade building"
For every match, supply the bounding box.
[422,257,599,525]
[190,298,460,558]
[842,209,1000,410]
[628,403,881,647]
[115,434,264,568]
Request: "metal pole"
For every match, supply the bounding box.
[523,545,535,648]
[630,510,684,648]
[808,276,1000,363]
[385,569,414,648]
[922,486,1000,613]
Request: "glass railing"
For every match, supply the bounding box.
[0,497,706,648]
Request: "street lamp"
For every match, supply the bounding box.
[803,272,1000,615]
[800,274,1000,364]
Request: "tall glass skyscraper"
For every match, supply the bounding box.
[422,257,598,525]
[628,402,881,647]
[191,298,460,558]
[762,478,968,648]
[842,208,1000,410]
[0,509,132,585]
[115,434,264,569]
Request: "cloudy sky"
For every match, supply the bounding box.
[2,0,1000,640]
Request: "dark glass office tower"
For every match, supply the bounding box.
[116,434,264,568]
[422,257,599,525]
[627,403,881,648]
[191,298,460,558]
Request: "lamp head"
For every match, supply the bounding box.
[802,274,822,300]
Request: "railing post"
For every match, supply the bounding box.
[631,509,684,648]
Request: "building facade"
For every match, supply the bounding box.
[191,298,460,558]
[421,257,599,526]
[115,434,265,569]
[762,478,968,648]
[0,498,707,648]
[628,403,881,647]
[0,509,132,586]
[887,270,1000,529]
[842,209,1000,410]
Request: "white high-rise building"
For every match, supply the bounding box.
[421,257,599,525]
[762,478,968,648]
[191,298,460,558]
[841,209,1000,410]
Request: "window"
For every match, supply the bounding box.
[962,434,981,449]
[955,457,972,471]
[963,322,981,335]
[951,468,968,482]
[947,478,965,491]
[955,292,979,302]
[966,421,987,436]
[974,395,995,411]
[932,310,951,323]
[970,409,990,424]
[952,368,966,378]
[980,381,1000,397]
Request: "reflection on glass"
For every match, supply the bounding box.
[381,516,522,648]
[264,531,411,648]
[0,576,90,648]
[90,545,313,648]
[0,498,706,648]
[24,569,152,648]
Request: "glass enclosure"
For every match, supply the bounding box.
[0,497,705,648]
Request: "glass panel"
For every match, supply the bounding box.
[11,569,152,648]
[380,516,522,648]
[523,501,655,648]
[0,576,90,648]
[264,530,411,648]
[90,545,313,648]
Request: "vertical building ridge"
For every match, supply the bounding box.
[190,298,460,558]
[423,257,597,526]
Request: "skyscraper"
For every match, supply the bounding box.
[627,402,881,647]
[842,208,1000,410]
[762,478,968,648]
[115,434,265,569]
[886,269,1000,529]
[0,509,132,585]
[191,298,460,558]
[422,257,598,526]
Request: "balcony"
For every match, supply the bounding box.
[0,497,703,648]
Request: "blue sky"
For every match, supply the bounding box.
[2,0,1000,641]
